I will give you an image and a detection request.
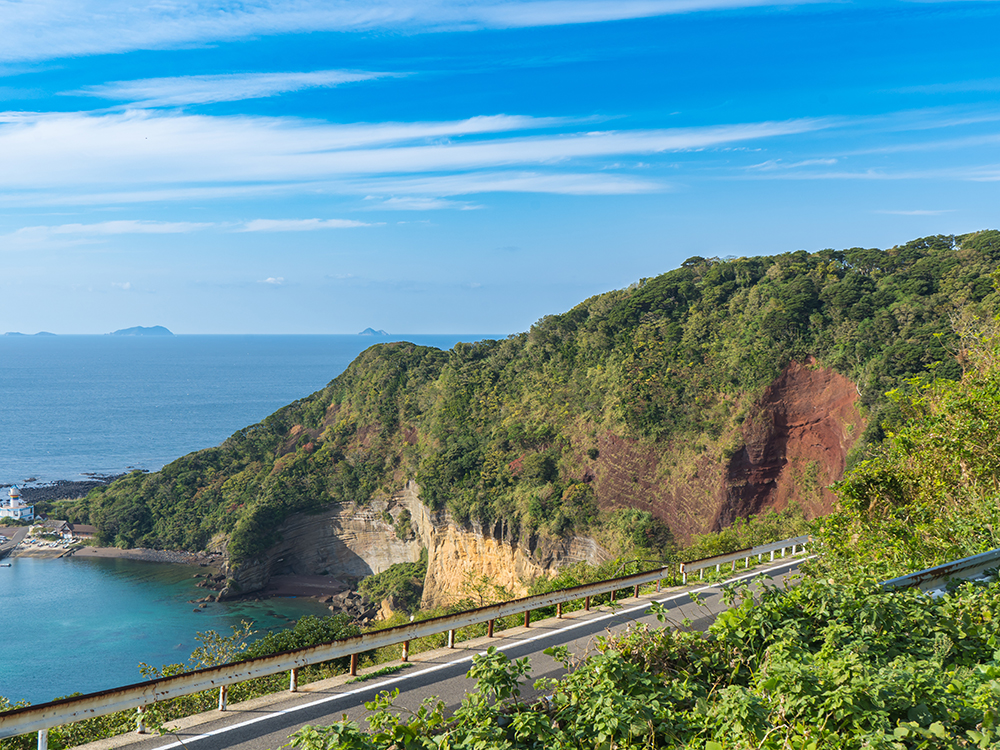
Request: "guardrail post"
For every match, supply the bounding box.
[350,653,358,676]
[585,596,590,611]
[290,668,298,693]
[781,546,786,558]
[524,610,530,628]
[792,543,797,555]
[401,640,409,662]
[38,729,47,750]
[656,578,661,592]
[447,629,455,648]
[487,619,494,637]
[744,556,749,568]
[136,706,146,734]
[770,550,775,561]
[557,602,563,618]
[634,583,640,598]
[218,685,228,711]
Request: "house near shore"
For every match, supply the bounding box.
[0,486,34,521]
[38,519,74,539]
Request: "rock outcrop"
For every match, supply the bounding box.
[221,360,862,603]
[220,481,607,607]
[715,358,863,528]
[584,359,863,544]
[221,480,610,604]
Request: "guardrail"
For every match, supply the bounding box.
[881,548,1000,592]
[0,534,810,747]
[679,535,810,583]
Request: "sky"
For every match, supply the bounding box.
[1,1,1000,334]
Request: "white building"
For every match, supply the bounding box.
[0,486,34,521]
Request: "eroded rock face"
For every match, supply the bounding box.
[221,496,425,598]
[421,520,609,609]
[714,358,863,529]
[222,480,610,603]
[587,359,863,544]
[223,360,860,601]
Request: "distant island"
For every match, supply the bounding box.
[4,331,56,336]
[358,328,389,336]
[109,326,174,337]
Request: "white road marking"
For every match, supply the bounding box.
[151,557,811,750]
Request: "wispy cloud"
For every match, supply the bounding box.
[240,218,372,231]
[746,158,838,171]
[0,1,821,64]
[0,110,820,204]
[364,196,484,210]
[260,277,285,285]
[13,220,213,236]
[872,209,955,216]
[69,70,399,108]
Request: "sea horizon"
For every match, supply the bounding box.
[0,333,496,486]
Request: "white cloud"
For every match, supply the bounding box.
[367,196,484,210]
[0,110,822,205]
[69,70,399,108]
[872,209,955,216]
[354,170,665,195]
[746,158,838,171]
[260,277,285,285]
[240,218,372,231]
[111,281,132,289]
[0,1,821,64]
[14,219,214,235]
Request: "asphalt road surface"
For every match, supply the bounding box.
[94,557,807,750]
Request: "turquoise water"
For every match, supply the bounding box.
[0,556,333,705]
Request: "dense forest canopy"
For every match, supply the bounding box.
[66,231,1000,564]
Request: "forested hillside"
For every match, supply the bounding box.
[68,231,1000,566]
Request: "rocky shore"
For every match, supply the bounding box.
[9,474,126,503]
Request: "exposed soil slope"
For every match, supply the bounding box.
[587,360,863,543]
[716,358,863,528]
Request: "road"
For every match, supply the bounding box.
[0,527,27,559]
[90,557,806,750]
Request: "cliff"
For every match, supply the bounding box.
[75,231,1000,603]
[221,480,609,605]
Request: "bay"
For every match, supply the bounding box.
[0,333,490,705]
[0,555,333,705]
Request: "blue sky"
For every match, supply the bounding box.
[1,1,999,334]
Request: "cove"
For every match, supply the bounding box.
[0,556,331,705]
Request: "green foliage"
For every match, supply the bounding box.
[67,231,1000,567]
[813,315,1000,582]
[283,577,1000,750]
[357,550,427,614]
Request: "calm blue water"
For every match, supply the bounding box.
[0,334,489,705]
[0,334,481,485]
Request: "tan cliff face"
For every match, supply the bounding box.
[222,480,609,603]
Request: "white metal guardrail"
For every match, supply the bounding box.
[0,535,810,746]
[679,535,810,583]
[881,547,1000,592]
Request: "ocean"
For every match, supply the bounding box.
[0,333,487,705]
